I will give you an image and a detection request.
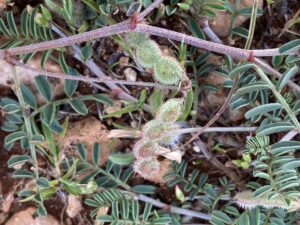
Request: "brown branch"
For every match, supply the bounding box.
[180,75,240,149]
[0,0,298,92]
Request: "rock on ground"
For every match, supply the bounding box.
[61,116,121,165]
[66,195,82,218]
[5,207,60,225]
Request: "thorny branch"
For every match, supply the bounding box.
[1,0,300,92]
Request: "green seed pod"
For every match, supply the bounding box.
[142,120,167,141]
[234,191,288,210]
[154,56,184,85]
[156,98,184,123]
[126,32,149,48]
[133,157,160,178]
[136,40,162,68]
[133,140,159,159]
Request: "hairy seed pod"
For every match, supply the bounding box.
[154,56,184,85]
[133,140,159,158]
[156,98,184,123]
[142,120,167,141]
[126,32,149,48]
[234,191,288,210]
[136,40,162,68]
[133,157,160,178]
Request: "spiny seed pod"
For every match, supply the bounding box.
[126,32,149,48]
[142,120,167,141]
[136,40,162,68]
[156,98,184,123]
[234,191,288,210]
[154,56,184,85]
[133,157,160,178]
[133,140,159,158]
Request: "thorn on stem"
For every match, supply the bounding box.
[130,14,139,30]
[248,51,255,62]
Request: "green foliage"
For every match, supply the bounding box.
[232,153,251,169]
[0,8,58,64]
[85,189,126,216]
[1,0,300,224]
[88,198,174,224]
[165,0,226,17]
[224,0,263,38]
[240,136,300,211]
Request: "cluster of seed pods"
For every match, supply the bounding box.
[126,32,187,178]
[126,32,185,85]
[132,98,184,178]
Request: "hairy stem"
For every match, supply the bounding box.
[7,57,178,90]
[10,64,39,179]
[3,23,296,59]
[137,194,211,220]
[169,126,257,134]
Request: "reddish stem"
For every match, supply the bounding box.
[248,51,255,62]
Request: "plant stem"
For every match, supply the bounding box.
[3,23,296,59]
[96,168,133,191]
[7,57,178,90]
[255,66,300,134]
[180,75,239,149]
[10,64,40,179]
[1,11,299,92]
[200,19,223,44]
[137,194,211,220]
[169,126,257,134]
[51,25,152,113]
[244,0,258,50]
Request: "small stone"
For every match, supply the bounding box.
[66,195,82,218]
[2,192,14,213]
[123,68,137,82]
[94,207,109,225]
